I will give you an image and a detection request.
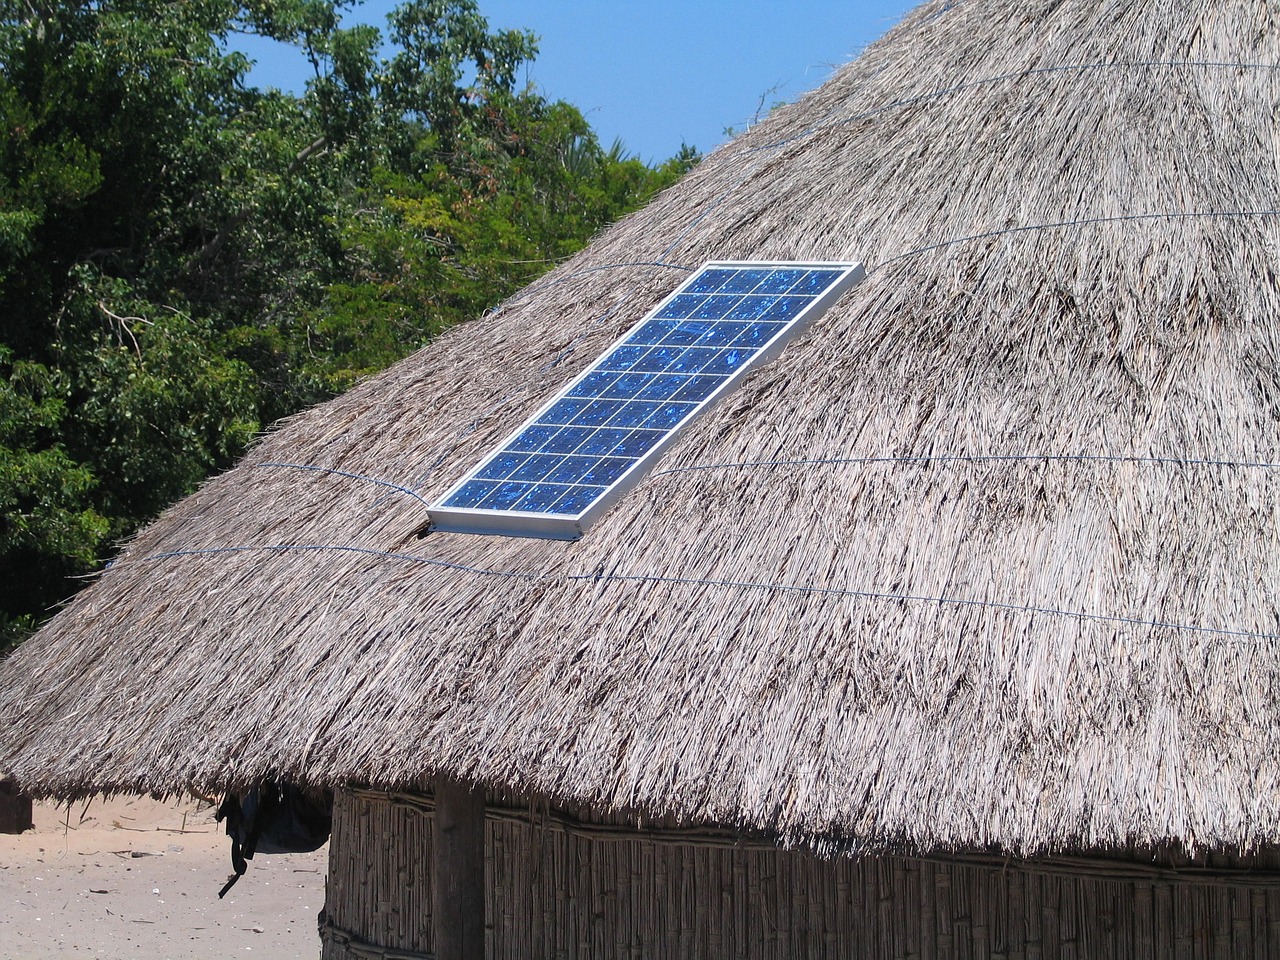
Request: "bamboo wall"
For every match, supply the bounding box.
[321,788,1280,960]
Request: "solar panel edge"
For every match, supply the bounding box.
[427,506,584,540]
[426,260,866,540]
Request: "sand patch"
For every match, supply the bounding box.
[0,795,326,959]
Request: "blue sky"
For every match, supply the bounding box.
[237,1,919,163]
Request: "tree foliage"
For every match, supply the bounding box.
[0,0,698,646]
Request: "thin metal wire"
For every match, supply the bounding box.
[132,542,1280,644]
[501,207,1280,293]
[496,260,693,312]
[662,58,1280,261]
[253,462,430,505]
[651,453,1280,479]
[750,59,1280,156]
[582,570,1280,643]
[248,453,1280,510]
[139,543,535,581]
[398,62,1280,282]
[878,209,1280,267]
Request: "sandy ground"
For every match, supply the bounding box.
[0,795,328,959]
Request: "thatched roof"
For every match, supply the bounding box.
[5,0,1280,859]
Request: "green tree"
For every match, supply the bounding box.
[0,0,699,646]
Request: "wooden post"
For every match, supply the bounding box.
[433,775,485,960]
[0,777,33,834]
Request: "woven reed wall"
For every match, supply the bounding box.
[321,788,1280,960]
[323,787,435,957]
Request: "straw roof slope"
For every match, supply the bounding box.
[4,0,1280,858]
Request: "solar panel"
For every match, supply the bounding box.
[428,260,865,539]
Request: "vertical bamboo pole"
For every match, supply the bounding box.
[1266,887,1280,959]
[919,861,938,960]
[433,776,485,960]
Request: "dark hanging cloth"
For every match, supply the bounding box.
[216,784,332,898]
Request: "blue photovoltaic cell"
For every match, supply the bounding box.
[430,260,863,537]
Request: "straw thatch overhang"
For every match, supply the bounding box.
[4,0,1280,868]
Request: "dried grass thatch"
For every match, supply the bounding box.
[5,0,1280,859]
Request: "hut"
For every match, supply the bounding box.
[6,0,1280,955]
